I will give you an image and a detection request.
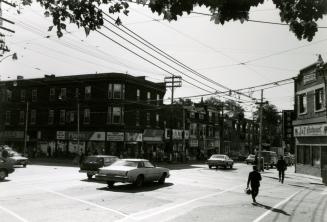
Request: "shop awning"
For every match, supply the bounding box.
[143,129,163,142]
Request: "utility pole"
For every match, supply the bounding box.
[182,107,186,162]
[164,76,182,161]
[256,89,267,171]
[23,101,29,156]
[219,104,224,154]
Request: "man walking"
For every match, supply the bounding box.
[276,155,287,183]
[247,165,262,203]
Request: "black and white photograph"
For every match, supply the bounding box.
[1,1,327,222]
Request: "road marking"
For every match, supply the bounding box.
[0,204,29,222]
[252,190,301,222]
[121,184,242,221]
[39,188,130,218]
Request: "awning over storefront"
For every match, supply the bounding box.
[143,129,163,142]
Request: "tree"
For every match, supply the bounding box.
[254,103,281,147]
[175,98,193,105]
[16,0,326,43]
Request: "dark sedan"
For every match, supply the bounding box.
[79,155,119,179]
[0,157,15,181]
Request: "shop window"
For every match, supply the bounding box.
[304,145,311,165]
[20,89,26,102]
[48,110,54,125]
[5,111,11,125]
[136,89,140,101]
[112,107,121,124]
[312,146,321,167]
[30,109,36,125]
[60,109,66,124]
[297,146,303,164]
[315,88,324,111]
[84,108,90,124]
[6,90,12,101]
[298,93,307,114]
[32,89,37,102]
[19,110,25,125]
[49,88,55,101]
[85,86,91,100]
[135,110,140,126]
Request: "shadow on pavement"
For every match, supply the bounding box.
[252,202,291,216]
[96,182,174,193]
[0,179,11,183]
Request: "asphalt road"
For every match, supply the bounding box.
[0,163,326,222]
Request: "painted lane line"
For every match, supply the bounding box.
[252,190,301,222]
[129,184,242,221]
[0,204,29,222]
[39,188,130,218]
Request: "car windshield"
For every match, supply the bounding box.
[111,160,138,167]
[211,155,225,159]
[85,157,103,163]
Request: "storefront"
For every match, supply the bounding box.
[143,129,164,161]
[0,130,24,152]
[106,132,124,156]
[294,124,327,178]
[125,132,142,158]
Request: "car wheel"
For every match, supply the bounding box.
[224,165,227,169]
[158,173,167,184]
[246,162,248,165]
[0,169,7,181]
[107,181,115,188]
[87,173,93,180]
[134,175,144,187]
[23,163,27,168]
[209,165,212,169]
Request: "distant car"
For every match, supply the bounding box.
[245,154,256,165]
[260,151,278,169]
[79,155,119,179]
[7,151,28,167]
[0,157,15,181]
[284,154,294,166]
[207,154,234,169]
[96,159,170,188]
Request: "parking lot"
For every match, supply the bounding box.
[0,163,326,222]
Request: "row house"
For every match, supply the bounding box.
[0,73,166,159]
[293,57,327,183]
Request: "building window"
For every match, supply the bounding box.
[156,113,159,126]
[108,84,113,99]
[32,89,37,102]
[136,110,140,126]
[107,106,112,124]
[69,111,75,123]
[312,146,320,167]
[112,107,122,124]
[298,93,307,114]
[315,88,324,111]
[30,109,36,125]
[6,90,12,101]
[84,109,90,124]
[20,89,26,102]
[137,89,140,101]
[48,110,54,125]
[49,88,55,101]
[199,113,204,120]
[75,88,80,99]
[156,94,160,106]
[60,88,67,100]
[190,111,195,118]
[85,86,91,100]
[147,92,151,104]
[113,84,122,99]
[19,110,25,124]
[190,123,197,136]
[208,111,212,122]
[60,110,66,124]
[5,111,11,125]
[208,126,213,137]
[146,112,150,126]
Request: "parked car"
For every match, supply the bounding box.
[260,151,278,169]
[96,159,170,188]
[79,155,119,179]
[7,151,28,167]
[245,154,256,165]
[0,157,15,181]
[207,154,234,169]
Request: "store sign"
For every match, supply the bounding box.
[303,71,316,85]
[56,131,66,140]
[294,124,327,137]
[107,132,124,141]
[125,133,142,142]
[172,129,183,140]
[89,132,105,141]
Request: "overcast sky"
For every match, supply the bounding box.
[1,1,327,117]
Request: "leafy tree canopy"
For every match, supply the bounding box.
[18,0,327,42]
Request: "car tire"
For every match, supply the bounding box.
[158,173,167,184]
[246,162,249,165]
[209,165,212,169]
[87,173,93,180]
[134,175,144,187]
[230,164,233,169]
[23,163,27,168]
[0,169,7,181]
[107,181,115,188]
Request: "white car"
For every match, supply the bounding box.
[96,159,170,188]
[207,154,233,169]
[8,151,28,167]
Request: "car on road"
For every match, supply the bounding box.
[7,151,28,167]
[207,154,233,169]
[260,151,278,169]
[0,157,15,181]
[79,155,119,179]
[96,159,170,188]
[245,154,256,165]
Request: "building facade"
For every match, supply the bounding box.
[293,58,327,183]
